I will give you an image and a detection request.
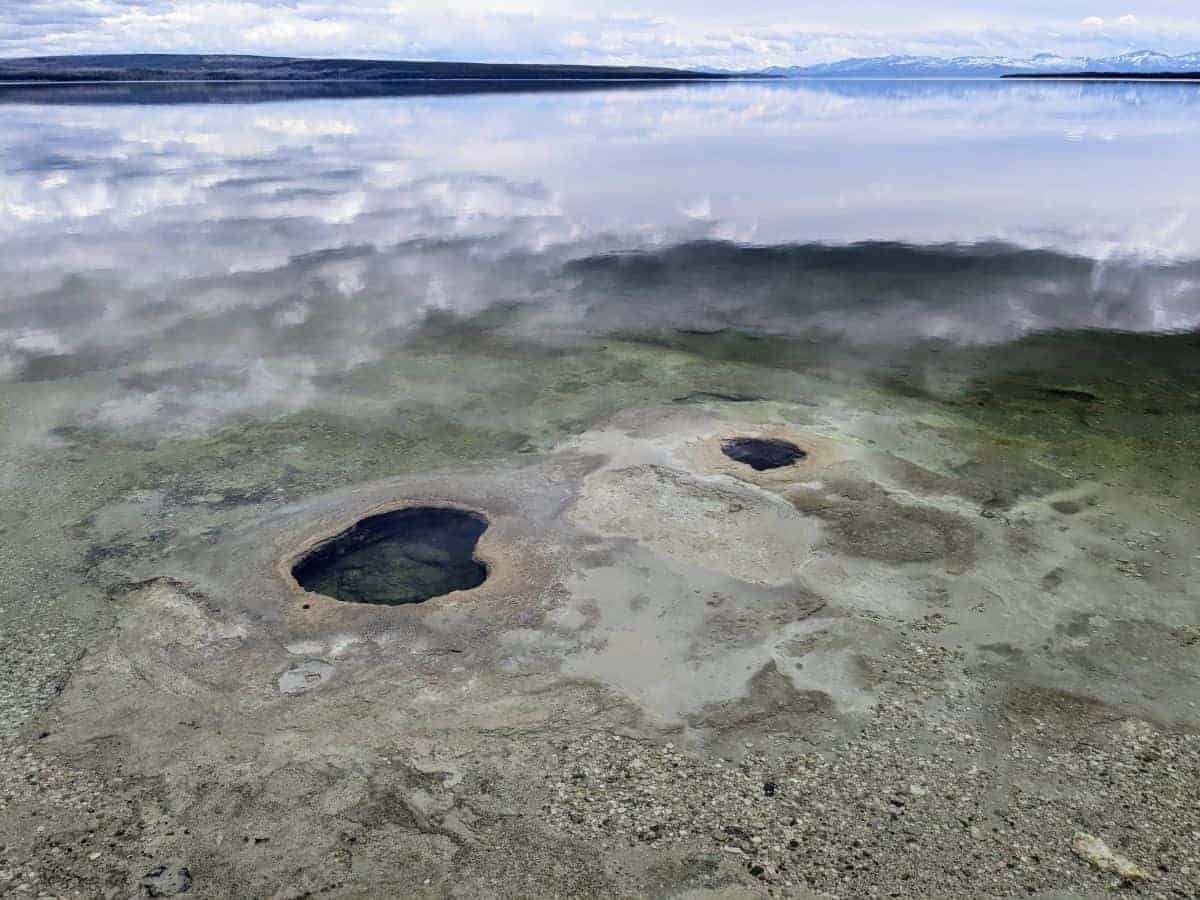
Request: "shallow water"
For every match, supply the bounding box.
[1,78,1198,732]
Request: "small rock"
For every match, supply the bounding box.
[277,660,335,695]
[1071,831,1151,881]
[141,863,192,896]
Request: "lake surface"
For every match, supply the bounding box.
[1,79,1199,732]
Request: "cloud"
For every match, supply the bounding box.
[0,1,1199,68]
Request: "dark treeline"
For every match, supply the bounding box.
[0,53,732,84]
[1004,71,1200,80]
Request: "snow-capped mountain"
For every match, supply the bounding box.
[1104,49,1200,70]
[764,50,1200,78]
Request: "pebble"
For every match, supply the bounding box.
[540,639,1199,897]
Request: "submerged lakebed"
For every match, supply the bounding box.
[2,78,1199,733]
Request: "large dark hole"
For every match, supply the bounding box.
[721,437,807,471]
[292,507,488,606]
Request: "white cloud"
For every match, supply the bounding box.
[0,2,1198,67]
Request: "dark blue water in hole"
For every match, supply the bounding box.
[293,507,488,605]
[721,437,806,471]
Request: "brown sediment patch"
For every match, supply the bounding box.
[701,587,827,647]
[686,660,835,736]
[878,449,1068,513]
[787,478,977,570]
[1051,499,1084,515]
[994,685,1139,744]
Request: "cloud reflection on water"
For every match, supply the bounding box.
[1,79,1198,435]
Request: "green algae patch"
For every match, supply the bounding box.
[946,333,1200,500]
[851,329,1200,503]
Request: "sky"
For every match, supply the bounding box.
[0,1,1199,68]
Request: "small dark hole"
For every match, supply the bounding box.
[721,437,806,471]
[292,507,488,606]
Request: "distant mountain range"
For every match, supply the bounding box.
[5,51,1199,86]
[0,53,730,84]
[762,50,1200,78]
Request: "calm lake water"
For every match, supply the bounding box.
[3,79,1199,429]
[1,79,1199,731]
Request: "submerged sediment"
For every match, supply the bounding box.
[4,333,1199,899]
